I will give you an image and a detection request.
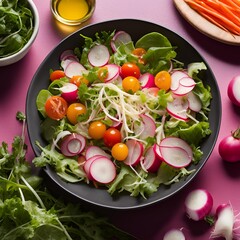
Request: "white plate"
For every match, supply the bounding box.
[174,0,240,46]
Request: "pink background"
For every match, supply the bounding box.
[1,0,240,239]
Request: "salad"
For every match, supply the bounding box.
[33,30,212,198]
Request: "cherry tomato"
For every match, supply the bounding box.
[122,76,141,93]
[70,75,89,87]
[97,66,108,82]
[50,70,66,81]
[103,128,122,147]
[154,70,171,91]
[111,143,129,161]
[121,63,140,79]
[132,48,146,64]
[67,102,86,125]
[45,96,68,120]
[88,121,107,140]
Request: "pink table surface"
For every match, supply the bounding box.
[1,0,240,239]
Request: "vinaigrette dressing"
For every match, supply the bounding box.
[57,0,89,20]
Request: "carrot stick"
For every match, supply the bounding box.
[218,0,240,9]
[185,0,240,35]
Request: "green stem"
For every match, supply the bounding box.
[233,128,240,139]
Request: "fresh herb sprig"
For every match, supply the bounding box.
[0,112,137,240]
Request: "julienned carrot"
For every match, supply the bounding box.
[184,0,240,35]
[218,0,240,9]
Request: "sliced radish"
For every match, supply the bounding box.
[60,83,78,102]
[135,114,156,140]
[124,139,143,166]
[163,229,185,240]
[147,87,159,96]
[60,133,86,157]
[170,70,188,91]
[85,146,111,160]
[61,59,74,71]
[159,146,191,168]
[88,44,110,67]
[160,137,193,160]
[187,91,202,112]
[139,73,155,88]
[167,97,189,121]
[60,49,75,61]
[64,61,86,78]
[104,64,120,82]
[142,146,162,172]
[179,77,196,87]
[153,143,164,161]
[227,75,240,107]
[111,31,132,52]
[172,84,195,96]
[83,155,103,180]
[185,189,213,221]
[89,157,116,184]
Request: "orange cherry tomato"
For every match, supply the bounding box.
[97,66,108,82]
[50,70,66,81]
[154,70,171,91]
[111,143,129,161]
[45,96,68,120]
[103,128,122,147]
[88,121,107,140]
[122,76,141,93]
[70,75,89,87]
[66,103,87,125]
[132,48,147,64]
[121,63,140,79]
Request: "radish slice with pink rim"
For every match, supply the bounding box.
[89,157,116,184]
[83,155,104,180]
[104,64,120,82]
[179,77,196,87]
[88,44,110,67]
[85,145,111,160]
[124,139,143,166]
[170,70,189,91]
[139,73,155,88]
[160,136,193,160]
[153,143,164,161]
[185,189,213,221]
[172,84,195,96]
[60,49,75,61]
[142,145,162,172]
[187,91,202,112]
[60,133,86,157]
[167,97,189,121]
[64,61,86,78]
[60,83,78,102]
[111,31,132,52]
[135,114,156,140]
[159,145,191,168]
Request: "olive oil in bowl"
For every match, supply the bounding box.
[51,0,95,25]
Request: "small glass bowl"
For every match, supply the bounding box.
[51,0,95,26]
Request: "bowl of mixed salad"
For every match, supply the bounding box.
[26,19,221,209]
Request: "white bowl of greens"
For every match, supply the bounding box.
[0,0,39,66]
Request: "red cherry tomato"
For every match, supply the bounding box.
[45,96,68,120]
[121,63,140,79]
[103,128,122,147]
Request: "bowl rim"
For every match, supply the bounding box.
[0,0,39,64]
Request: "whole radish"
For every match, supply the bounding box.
[227,75,240,107]
[210,203,240,240]
[184,189,213,221]
[218,128,240,162]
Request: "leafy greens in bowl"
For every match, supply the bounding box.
[26,19,221,209]
[0,0,39,66]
